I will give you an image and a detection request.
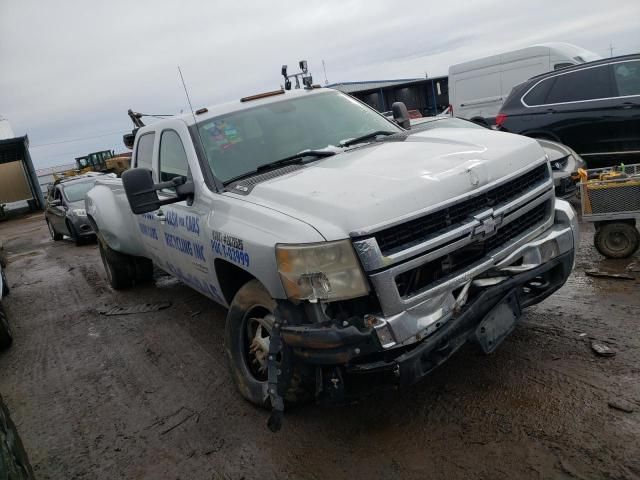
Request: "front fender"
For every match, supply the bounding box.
[85,182,146,256]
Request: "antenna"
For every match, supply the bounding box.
[177,66,211,190]
[322,60,328,85]
[178,66,198,123]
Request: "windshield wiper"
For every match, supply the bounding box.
[223,150,336,185]
[340,130,396,147]
[256,150,336,172]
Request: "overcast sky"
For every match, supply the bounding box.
[1,0,639,169]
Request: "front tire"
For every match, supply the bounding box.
[225,280,310,408]
[46,220,63,241]
[594,222,640,258]
[67,221,84,246]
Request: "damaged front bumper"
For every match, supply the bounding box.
[278,200,578,391]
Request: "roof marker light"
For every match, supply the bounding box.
[240,89,285,103]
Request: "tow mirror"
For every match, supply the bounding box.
[392,102,411,130]
[123,131,136,149]
[122,168,194,214]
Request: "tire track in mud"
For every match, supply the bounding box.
[1,214,639,479]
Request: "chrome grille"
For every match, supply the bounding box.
[368,163,549,255]
[395,200,551,297]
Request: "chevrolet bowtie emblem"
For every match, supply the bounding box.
[473,210,501,238]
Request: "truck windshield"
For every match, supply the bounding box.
[63,180,96,202]
[195,91,401,183]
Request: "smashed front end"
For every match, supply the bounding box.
[268,161,578,429]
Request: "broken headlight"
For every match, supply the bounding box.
[276,240,369,302]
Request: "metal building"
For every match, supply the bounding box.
[0,135,45,212]
[328,76,449,116]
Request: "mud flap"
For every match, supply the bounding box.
[474,293,521,354]
[267,320,284,432]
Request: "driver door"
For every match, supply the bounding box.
[132,132,167,266]
[155,125,222,303]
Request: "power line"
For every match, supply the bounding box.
[30,130,127,148]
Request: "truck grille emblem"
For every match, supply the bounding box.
[473,210,501,238]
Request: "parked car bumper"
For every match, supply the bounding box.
[68,215,95,237]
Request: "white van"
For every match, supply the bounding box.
[448,43,601,124]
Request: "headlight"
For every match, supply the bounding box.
[276,240,369,302]
[72,209,87,217]
[550,156,569,171]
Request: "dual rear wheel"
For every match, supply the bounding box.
[97,238,153,290]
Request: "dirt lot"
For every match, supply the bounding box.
[0,211,639,479]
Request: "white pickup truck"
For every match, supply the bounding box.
[86,87,578,429]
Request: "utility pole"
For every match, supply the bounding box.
[609,43,615,57]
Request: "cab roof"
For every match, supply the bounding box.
[174,87,333,128]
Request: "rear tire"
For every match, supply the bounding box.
[0,303,13,351]
[225,280,311,408]
[97,238,134,290]
[47,220,63,241]
[0,394,35,479]
[134,257,154,283]
[594,222,640,258]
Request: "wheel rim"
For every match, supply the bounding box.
[604,229,631,254]
[243,308,274,382]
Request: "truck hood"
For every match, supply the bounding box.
[231,129,546,240]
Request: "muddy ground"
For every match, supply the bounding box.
[0,211,638,479]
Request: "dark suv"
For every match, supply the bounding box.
[497,54,640,167]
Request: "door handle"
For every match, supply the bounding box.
[620,102,635,109]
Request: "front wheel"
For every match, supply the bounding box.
[225,280,311,408]
[46,220,63,241]
[594,222,640,258]
[67,221,84,246]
